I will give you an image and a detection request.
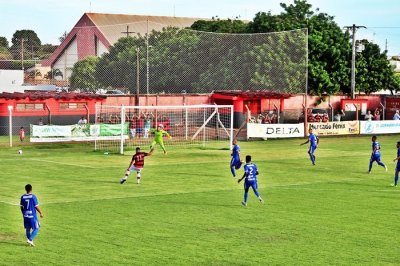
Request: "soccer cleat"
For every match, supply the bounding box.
[241,201,247,207]
[367,171,371,174]
[120,178,127,184]
[385,165,388,172]
[259,197,265,204]
[391,184,397,187]
[27,239,35,246]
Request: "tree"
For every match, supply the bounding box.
[70,56,100,91]
[39,44,57,59]
[0,36,8,48]
[45,69,63,80]
[10,30,42,60]
[191,18,247,33]
[355,40,396,94]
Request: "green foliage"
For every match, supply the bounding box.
[355,40,396,94]
[10,30,42,59]
[0,136,399,264]
[0,36,9,48]
[191,18,247,33]
[70,56,100,91]
[0,46,12,60]
[44,68,63,79]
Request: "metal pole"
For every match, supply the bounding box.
[146,18,149,95]
[136,47,140,107]
[351,24,356,99]
[8,106,13,147]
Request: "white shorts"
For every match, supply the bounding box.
[129,166,143,172]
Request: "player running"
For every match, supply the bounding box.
[238,155,264,207]
[300,128,319,165]
[20,184,44,247]
[392,141,400,187]
[120,147,153,184]
[230,139,243,177]
[149,124,172,154]
[368,135,387,174]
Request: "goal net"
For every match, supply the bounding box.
[94,104,233,154]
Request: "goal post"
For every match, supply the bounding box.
[94,104,234,154]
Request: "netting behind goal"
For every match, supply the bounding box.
[94,104,233,154]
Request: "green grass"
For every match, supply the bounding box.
[0,135,399,265]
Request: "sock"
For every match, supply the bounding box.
[26,229,31,240]
[230,166,236,177]
[30,228,39,241]
[244,192,248,203]
[368,161,373,172]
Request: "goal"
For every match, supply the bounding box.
[94,104,234,154]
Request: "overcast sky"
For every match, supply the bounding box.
[1,0,399,55]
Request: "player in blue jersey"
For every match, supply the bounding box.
[300,128,319,165]
[230,139,243,177]
[368,135,387,173]
[237,155,264,206]
[392,141,400,187]
[20,184,44,247]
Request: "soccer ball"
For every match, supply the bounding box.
[18,149,23,154]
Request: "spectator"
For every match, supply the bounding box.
[263,115,271,124]
[129,115,138,139]
[374,108,381,121]
[314,113,322,123]
[19,126,25,142]
[38,118,44,126]
[269,111,278,124]
[393,110,400,120]
[78,116,87,125]
[143,112,154,139]
[333,109,345,122]
[365,110,373,121]
[322,113,329,122]
[256,114,264,124]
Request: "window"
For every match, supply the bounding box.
[16,103,44,111]
[59,102,86,110]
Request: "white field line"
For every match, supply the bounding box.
[1,178,395,207]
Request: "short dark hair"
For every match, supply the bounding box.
[136,147,141,151]
[397,141,400,146]
[246,155,251,163]
[25,184,32,193]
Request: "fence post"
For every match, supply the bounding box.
[8,105,13,147]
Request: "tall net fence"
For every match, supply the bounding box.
[1,23,307,94]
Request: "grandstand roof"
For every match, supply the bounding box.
[0,92,106,101]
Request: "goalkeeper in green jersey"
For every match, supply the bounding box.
[150,124,172,154]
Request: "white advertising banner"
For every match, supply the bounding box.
[32,125,72,137]
[247,123,304,138]
[360,120,400,134]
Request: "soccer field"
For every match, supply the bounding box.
[0,135,399,265]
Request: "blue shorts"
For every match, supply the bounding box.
[370,153,381,162]
[244,180,258,191]
[231,158,242,169]
[24,217,40,230]
[308,145,317,154]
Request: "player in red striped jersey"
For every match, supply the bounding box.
[120,147,153,184]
